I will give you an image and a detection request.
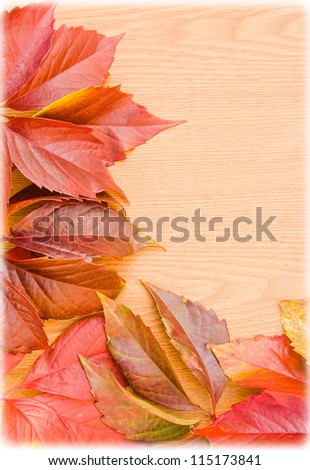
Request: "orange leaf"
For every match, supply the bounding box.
[211,335,306,396]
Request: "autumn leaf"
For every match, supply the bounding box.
[0,276,49,354]
[3,394,124,445]
[211,335,307,396]
[280,300,308,361]
[143,282,229,411]
[99,294,196,411]
[36,86,182,152]
[20,315,125,400]
[3,3,55,101]
[5,118,124,199]
[7,26,121,110]
[1,348,24,374]
[81,356,198,442]
[195,391,307,445]
[10,200,154,259]
[4,248,124,319]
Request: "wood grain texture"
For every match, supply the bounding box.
[4,4,307,418]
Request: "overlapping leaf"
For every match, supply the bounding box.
[144,282,229,410]
[3,394,124,445]
[35,86,181,152]
[99,295,196,410]
[20,315,125,399]
[195,391,307,445]
[10,200,152,259]
[81,357,197,442]
[4,248,124,319]
[1,348,24,374]
[280,300,308,361]
[211,335,306,396]
[0,276,49,354]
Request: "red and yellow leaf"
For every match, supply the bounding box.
[195,391,307,445]
[36,86,182,152]
[211,335,306,396]
[1,348,24,374]
[4,250,124,319]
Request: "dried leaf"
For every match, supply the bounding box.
[211,335,306,396]
[280,300,308,361]
[4,249,124,319]
[3,394,124,444]
[0,276,49,354]
[144,282,229,410]
[81,357,196,442]
[99,294,196,410]
[195,391,307,445]
[10,200,151,259]
[20,315,125,399]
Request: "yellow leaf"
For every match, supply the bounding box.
[280,300,308,361]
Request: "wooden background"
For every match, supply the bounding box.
[5,4,307,417]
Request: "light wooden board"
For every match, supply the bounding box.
[5,4,307,417]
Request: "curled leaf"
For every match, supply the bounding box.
[280,300,308,361]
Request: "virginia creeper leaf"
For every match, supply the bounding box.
[144,282,229,410]
[3,3,55,101]
[195,391,307,445]
[4,250,124,319]
[20,315,125,400]
[36,86,182,152]
[0,276,49,354]
[280,300,308,361]
[3,394,124,444]
[1,348,24,374]
[5,117,124,199]
[211,335,306,396]
[99,295,196,410]
[8,25,121,110]
[81,357,196,442]
[10,200,151,259]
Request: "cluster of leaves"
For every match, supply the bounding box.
[1,3,177,356]
[3,287,308,445]
[1,3,308,447]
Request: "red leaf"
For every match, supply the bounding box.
[4,251,124,319]
[1,348,24,374]
[0,276,49,354]
[3,3,55,101]
[3,394,124,444]
[36,86,182,152]
[5,117,124,199]
[195,391,307,445]
[211,335,307,396]
[10,200,153,259]
[144,282,229,410]
[8,26,122,110]
[20,315,125,399]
